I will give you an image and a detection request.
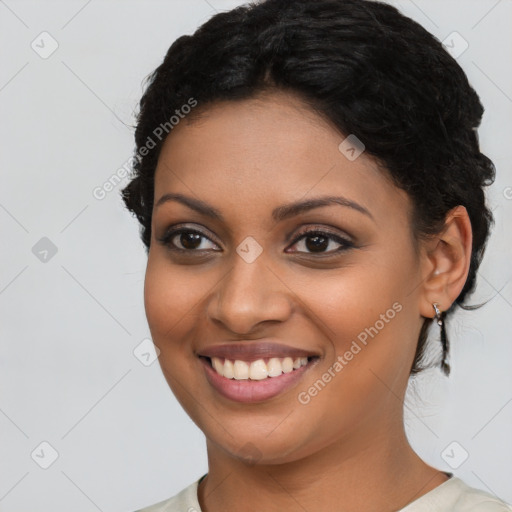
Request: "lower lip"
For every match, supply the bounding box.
[200,357,315,403]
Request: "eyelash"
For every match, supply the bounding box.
[157,226,354,256]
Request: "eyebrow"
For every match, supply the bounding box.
[154,192,373,222]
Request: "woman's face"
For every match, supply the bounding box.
[145,91,427,464]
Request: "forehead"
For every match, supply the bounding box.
[153,91,410,226]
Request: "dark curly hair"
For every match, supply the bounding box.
[121,0,496,376]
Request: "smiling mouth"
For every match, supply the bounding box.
[200,355,318,381]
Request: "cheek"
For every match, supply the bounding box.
[143,255,201,339]
[304,260,410,335]
[144,266,173,340]
[142,258,201,400]
[299,247,419,386]
[291,280,414,451]
[143,257,205,407]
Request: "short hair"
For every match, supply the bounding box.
[121,0,496,376]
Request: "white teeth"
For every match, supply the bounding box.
[212,357,224,375]
[282,357,294,373]
[210,356,309,380]
[234,360,249,380]
[249,359,268,380]
[267,357,283,377]
[223,358,234,379]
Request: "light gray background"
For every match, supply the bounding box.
[1,1,511,511]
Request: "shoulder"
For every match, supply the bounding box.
[456,479,512,512]
[400,476,512,512]
[133,475,512,512]
[133,478,202,512]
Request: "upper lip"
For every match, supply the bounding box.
[197,341,319,362]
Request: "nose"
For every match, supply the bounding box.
[207,253,294,336]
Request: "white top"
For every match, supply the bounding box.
[135,474,512,512]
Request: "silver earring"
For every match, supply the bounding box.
[432,302,450,376]
[432,302,442,326]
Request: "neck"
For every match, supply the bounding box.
[198,410,449,512]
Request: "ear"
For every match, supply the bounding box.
[418,205,473,319]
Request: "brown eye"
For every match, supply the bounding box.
[287,229,354,255]
[158,228,220,252]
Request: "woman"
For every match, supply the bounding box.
[122,0,511,510]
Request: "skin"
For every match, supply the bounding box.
[144,90,473,512]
